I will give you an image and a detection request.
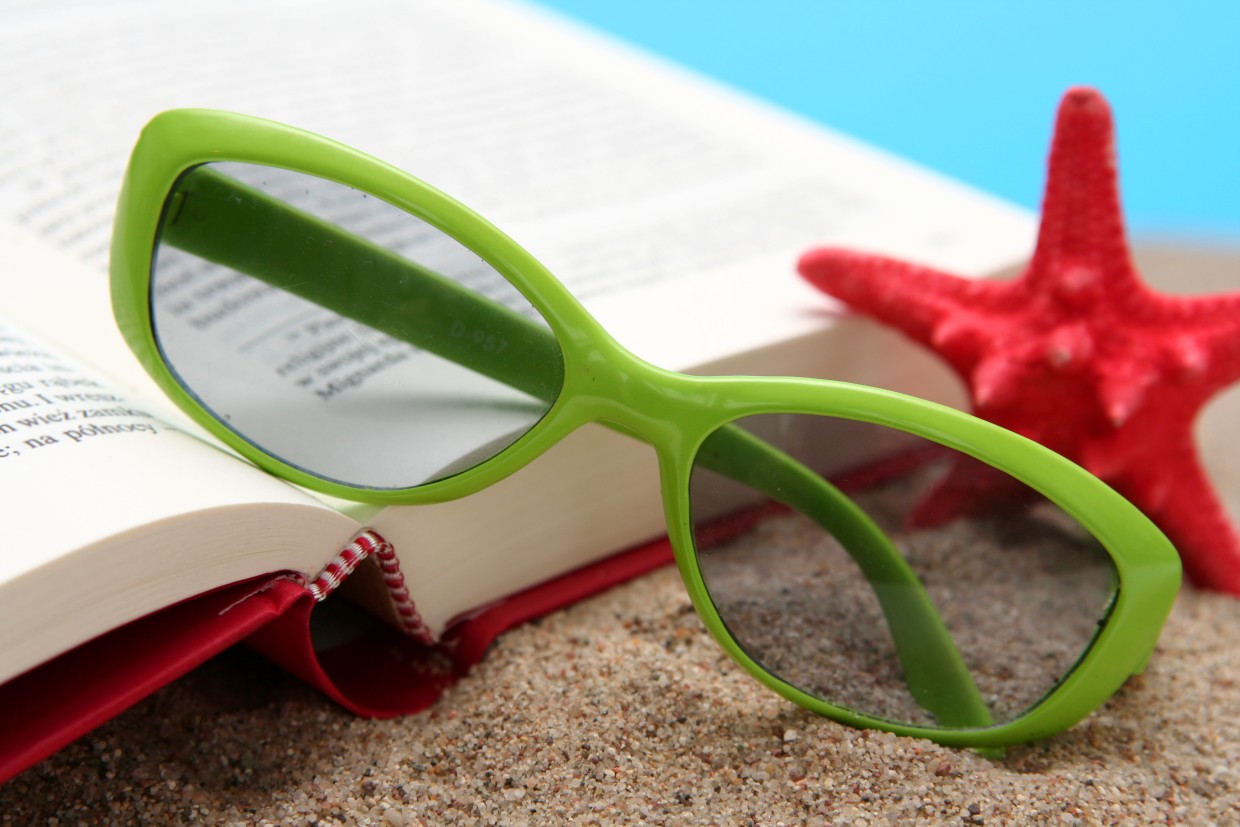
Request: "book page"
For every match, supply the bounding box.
[0,0,1034,377]
[0,317,345,585]
[0,315,364,683]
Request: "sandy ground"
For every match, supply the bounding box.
[1,558,1236,827]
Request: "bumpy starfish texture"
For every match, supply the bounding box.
[799,87,1240,594]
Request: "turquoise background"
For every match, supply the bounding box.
[530,1,1240,241]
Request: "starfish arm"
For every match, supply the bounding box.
[1143,293,1240,389]
[1114,448,1240,595]
[1025,88,1139,297]
[798,247,1004,352]
[1182,326,1240,390]
[1140,289,1240,324]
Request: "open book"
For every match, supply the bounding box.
[0,0,1035,779]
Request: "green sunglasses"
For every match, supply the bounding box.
[110,109,1180,748]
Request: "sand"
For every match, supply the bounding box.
[1,557,1236,826]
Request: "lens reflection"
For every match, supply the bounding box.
[150,162,563,489]
[690,415,1117,727]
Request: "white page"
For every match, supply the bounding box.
[0,313,342,582]
[0,0,1034,378]
[0,308,364,686]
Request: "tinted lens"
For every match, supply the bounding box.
[150,162,563,489]
[690,415,1118,728]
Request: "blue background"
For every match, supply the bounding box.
[531,1,1240,241]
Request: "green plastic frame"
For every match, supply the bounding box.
[111,109,1180,748]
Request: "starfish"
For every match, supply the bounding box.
[798,86,1240,595]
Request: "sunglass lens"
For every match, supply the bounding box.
[150,162,564,489]
[689,414,1118,728]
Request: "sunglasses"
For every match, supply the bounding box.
[110,109,1180,748]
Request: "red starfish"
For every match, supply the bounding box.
[799,86,1240,595]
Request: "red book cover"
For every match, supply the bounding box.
[0,535,674,783]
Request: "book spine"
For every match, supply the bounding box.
[307,530,434,644]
